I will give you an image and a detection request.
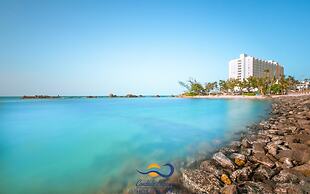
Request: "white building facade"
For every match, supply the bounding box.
[229,54,284,80]
[296,81,310,90]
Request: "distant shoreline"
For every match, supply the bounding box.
[1,93,309,100]
[16,95,176,99]
[179,93,310,99]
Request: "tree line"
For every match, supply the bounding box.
[179,75,304,96]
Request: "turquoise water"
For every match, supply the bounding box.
[0,97,271,194]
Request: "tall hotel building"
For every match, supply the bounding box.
[229,54,284,80]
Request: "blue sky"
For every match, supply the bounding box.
[1,0,309,96]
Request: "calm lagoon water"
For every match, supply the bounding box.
[0,97,271,194]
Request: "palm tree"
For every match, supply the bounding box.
[219,80,228,93]
[205,82,218,95]
[286,75,298,90]
[247,76,258,92]
[279,75,288,95]
[225,78,240,94]
[256,77,269,95]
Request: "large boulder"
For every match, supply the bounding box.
[212,152,235,170]
[220,141,240,155]
[253,165,277,181]
[272,169,299,183]
[230,153,246,167]
[240,147,252,156]
[253,143,266,154]
[282,157,294,169]
[181,169,221,194]
[265,140,283,156]
[237,181,273,194]
[241,138,251,148]
[298,119,310,130]
[221,185,237,194]
[274,183,304,194]
[199,160,222,178]
[251,153,275,168]
[230,166,252,182]
[292,163,310,177]
[276,149,310,164]
[285,134,310,145]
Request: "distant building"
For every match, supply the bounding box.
[296,81,310,90]
[229,54,284,80]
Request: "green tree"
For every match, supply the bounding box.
[270,83,281,94]
[219,80,228,93]
[225,79,239,94]
[179,79,205,96]
[286,75,298,90]
[205,81,218,95]
[257,77,269,95]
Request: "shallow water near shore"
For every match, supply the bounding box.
[0,97,271,194]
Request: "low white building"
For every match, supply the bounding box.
[296,81,310,90]
[229,54,284,80]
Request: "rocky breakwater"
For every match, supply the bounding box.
[181,95,310,194]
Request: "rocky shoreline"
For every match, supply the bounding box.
[178,95,310,194]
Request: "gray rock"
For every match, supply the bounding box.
[181,169,221,194]
[200,160,222,178]
[212,152,235,170]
